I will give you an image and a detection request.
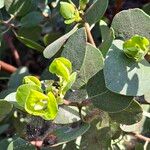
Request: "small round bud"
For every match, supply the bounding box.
[123,35,150,62]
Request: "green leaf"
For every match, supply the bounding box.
[123,35,150,62]
[25,90,58,120]
[16,84,42,107]
[0,0,4,9]
[51,123,90,147]
[0,100,13,121]
[74,43,104,88]
[43,25,78,59]
[61,28,87,71]
[87,71,133,112]
[23,76,41,87]
[111,8,150,40]
[54,105,81,124]
[109,100,143,125]
[0,124,9,135]
[4,0,34,17]
[104,40,150,96]
[49,57,72,81]
[99,20,115,57]
[62,72,77,94]
[4,92,23,110]
[120,104,150,132]
[144,92,150,103]
[84,0,108,25]
[7,138,36,150]
[142,3,150,15]
[18,26,42,41]
[16,35,45,52]
[65,89,87,102]
[20,11,44,28]
[8,67,29,89]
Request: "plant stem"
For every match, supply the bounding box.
[84,22,96,47]
[4,34,21,66]
[131,132,150,142]
[0,60,17,73]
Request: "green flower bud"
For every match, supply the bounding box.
[60,1,82,24]
[123,35,150,62]
[79,0,89,10]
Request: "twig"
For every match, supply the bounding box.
[114,0,124,15]
[84,22,96,47]
[4,34,21,66]
[0,60,17,73]
[131,132,150,142]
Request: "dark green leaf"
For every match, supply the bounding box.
[18,26,42,41]
[5,0,34,17]
[43,25,78,59]
[111,8,150,40]
[87,71,133,112]
[7,138,36,150]
[109,100,143,125]
[0,124,9,134]
[104,40,150,96]
[8,67,29,89]
[51,123,90,146]
[20,11,44,28]
[16,35,45,52]
[0,100,13,121]
[84,0,108,25]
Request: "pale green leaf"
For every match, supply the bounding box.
[104,40,150,96]
[43,25,78,59]
[111,8,150,40]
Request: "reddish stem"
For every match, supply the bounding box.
[4,34,21,66]
[0,60,17,73]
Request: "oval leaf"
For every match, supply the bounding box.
[87,71,133,112]
[84,0,108,25]
[109,100,143,125]
[43,25,78,59]
[104,40,150,96]
[111,8,150,40]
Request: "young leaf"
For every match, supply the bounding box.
[25,90,58,120]
[111,8,150,40]
[23,76,41,88]
[16,84,42,107]
[104,40,150,96]
[84,0,108,25]
[123,35,149,62]
[49,57,71,81]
